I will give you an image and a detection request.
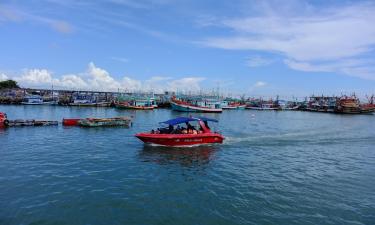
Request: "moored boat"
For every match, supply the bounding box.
[335,96,361,114]
[21,95,43,105]
[135,116,224,147]
[245,98,281,110]
[246,103,280,110]
[360,95,375,114]
[115,102,154,110]
[221,101,245,110]
[170,97,222,113]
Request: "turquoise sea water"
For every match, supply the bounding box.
[0,105,374,225]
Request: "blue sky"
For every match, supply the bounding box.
[0,0,375,98]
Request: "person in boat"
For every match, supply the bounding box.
[168,125,173,133]
[185,122,195,134]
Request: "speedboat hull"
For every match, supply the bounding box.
[135,133,224,147]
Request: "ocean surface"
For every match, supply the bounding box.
[0,105,374,225]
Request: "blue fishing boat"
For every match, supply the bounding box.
[21,95,43,105]
[170,96,222,113]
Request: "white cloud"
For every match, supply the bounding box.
[285,59,375,80]
[200,1,375,79]
[248,81,268,93]
[247,56,274,67]
[254,81,267,88]
[167,77,205,92]
[0,6,73,34]
[0,73,9,81]
[58,74,88,89]
[87,62,121,91]
[121,77,142,91]
[2,63,207,92]
[16,69,56,84]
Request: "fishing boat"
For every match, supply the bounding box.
[221,101,246,110]
[21,95,43,105]
[63,117,132,127]
[335,96,361,114]
[245,98,281,110]
[115,95,156,110]
[221,105,237,110]
[115,102,154,110]
[69,99,97,107]
[135,116,224,147]
[306,96,337,113]
[360,95,375,114]
[246,103,280,110]
[170,96,222,113]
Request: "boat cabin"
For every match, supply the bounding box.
[151,117,218,135]
[22,95,43,104]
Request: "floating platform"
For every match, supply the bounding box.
[63,117,132,127]
[7,120,58,127]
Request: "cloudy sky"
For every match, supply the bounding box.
[0,0,375,97]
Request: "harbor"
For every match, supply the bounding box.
[2,0,375,223]
[1,105,374,225]
[1,87,374,115]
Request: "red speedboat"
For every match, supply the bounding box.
[135,117,224,147]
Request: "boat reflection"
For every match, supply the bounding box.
[139,145,219,167]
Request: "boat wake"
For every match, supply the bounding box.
[222,128,370,147]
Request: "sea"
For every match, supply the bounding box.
[0,105,374,225]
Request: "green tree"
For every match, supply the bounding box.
[0,80,20,89]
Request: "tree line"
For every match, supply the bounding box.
[0,80,20,89]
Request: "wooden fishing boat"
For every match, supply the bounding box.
[335,96,361,114]
[222,105,237,109]
[78,117,132,127]
[115,102,154,110]
[135,117,224,147]
[170,97,222,113]
[245,104,280,110]
[222,101,246,110]
[361,95,375,114]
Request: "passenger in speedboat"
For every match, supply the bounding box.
[168,125,173,133]
[150,122,203,135]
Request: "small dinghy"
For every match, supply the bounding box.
[135,116,224,147]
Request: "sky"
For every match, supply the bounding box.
[0,0,375,98]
